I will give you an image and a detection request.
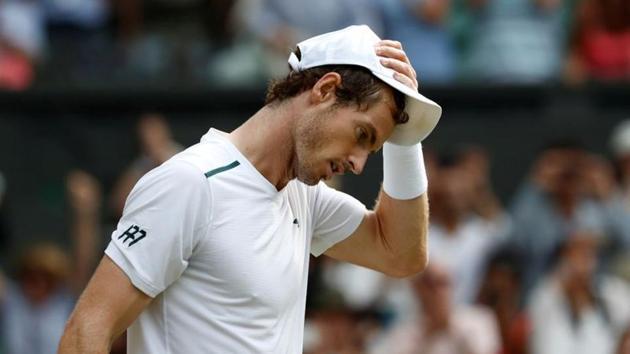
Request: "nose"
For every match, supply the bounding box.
[347,149,369,175]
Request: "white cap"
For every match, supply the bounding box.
[288,25,442,145]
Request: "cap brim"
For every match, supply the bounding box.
[372,71,442,145]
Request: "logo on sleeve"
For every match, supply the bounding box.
[117,225,147,247]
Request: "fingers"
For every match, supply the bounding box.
[375,42,411,65]
[379,58,418,90]
[377,40,403,50]
[380,57,417,87]
[374,40,418,90]
[391,70,417,89]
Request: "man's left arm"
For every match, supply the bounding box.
[325,190,428,278]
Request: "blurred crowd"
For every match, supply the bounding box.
[0,0,628,90]
[302,118,630,354]
[2,113,630,353]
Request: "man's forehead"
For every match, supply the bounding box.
[371,89,397,134]
[379,86,404,125]
[349,116,391,152]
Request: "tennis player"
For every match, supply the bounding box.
[59,25,442,353]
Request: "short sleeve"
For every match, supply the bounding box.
[105,159,211,297]
[310,181,367,257]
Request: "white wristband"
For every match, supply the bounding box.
[382,142,428,200]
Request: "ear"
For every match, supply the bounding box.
[309,72,342,105]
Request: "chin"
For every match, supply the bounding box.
[297,176,321,186]
[296,171,322,186]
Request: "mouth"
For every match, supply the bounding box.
[324,162,333,180]
[330,161,345,176]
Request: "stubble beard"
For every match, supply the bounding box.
[294,111,329,185]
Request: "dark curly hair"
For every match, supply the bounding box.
[265,50,409,125]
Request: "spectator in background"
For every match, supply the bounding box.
[428,148,510,304]
[460,0,570,83]
[1,243,74,354]
[380,0,456,84]
[0,170,103,354]
[0,171,5,354]
[304,306,379,354]
[606,120,630,285]
[116,0,221,84]
[580,154,630,260]
[0,243,74,354]
[40,0,114,85]
[610,120,630,215]
[43,0,108,29]
[0,0,45,90]
[0,271,3,354]
[110,113,182,218]
[527,229,630,354]
[0,172,8,353]
[230,0,384,80]
[0,171,8,260]
[65,170,102,289]
[618,327,630,354]
[565,0,630,83]
[457,146,505,221]
[510,141,603,291]
[511,140,630,292]
[371,261,500,354]
[477,247,530,354]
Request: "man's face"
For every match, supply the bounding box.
[437,166,470,215]
[293,88,397,185]
[561,233,599,284]
[413,264,452,324]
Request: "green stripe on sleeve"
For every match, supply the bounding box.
[204,160,240,178]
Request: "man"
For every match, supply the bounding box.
[372,261,500,354]
[58,25,441,353]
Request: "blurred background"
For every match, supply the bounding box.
[0,0,629,353]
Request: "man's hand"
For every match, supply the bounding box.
[375,40,418,90]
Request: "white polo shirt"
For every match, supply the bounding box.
[105,128,366,353]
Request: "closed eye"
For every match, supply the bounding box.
[356,126,368,144]
[355,123,378,152]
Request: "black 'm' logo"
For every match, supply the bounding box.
[117,225,147,247]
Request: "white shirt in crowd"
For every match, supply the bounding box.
[528,274,630,354]
[370,305,500,354]
[428,215,509,304]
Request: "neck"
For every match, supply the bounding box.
[228,101,298,190]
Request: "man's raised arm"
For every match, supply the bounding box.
[325,146,429,278]
[324,40,431,277]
